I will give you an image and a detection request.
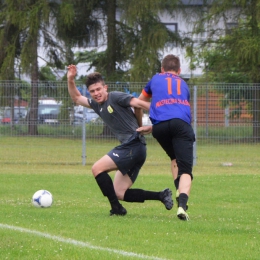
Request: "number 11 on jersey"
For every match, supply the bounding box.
[166,77,181,95]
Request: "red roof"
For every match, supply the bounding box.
[14,99,28,107]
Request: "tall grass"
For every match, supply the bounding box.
[0,138,259,259]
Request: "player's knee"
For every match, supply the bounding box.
[114,187,125,200]
[91,163,101,177]
[178,171,193,180]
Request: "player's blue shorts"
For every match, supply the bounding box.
[152,118,195,179]
[107,132,146,183]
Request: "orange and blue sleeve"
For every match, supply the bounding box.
[142,89,152,98]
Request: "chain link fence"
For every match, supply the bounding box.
[0,81,259,164]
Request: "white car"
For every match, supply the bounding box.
[72,106,99,125]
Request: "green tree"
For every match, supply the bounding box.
[74,0,181,81]
[20,1,73,135]
[119,0,181,81]
[187,0,260,142]
[0,0,76,134]
[0,0,23,127]
[55,0,101,61]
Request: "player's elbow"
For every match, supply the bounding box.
[73,97,80,104]
[71,94,81,105]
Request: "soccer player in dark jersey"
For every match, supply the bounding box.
[137,54,195,221]
[67,65,173,216]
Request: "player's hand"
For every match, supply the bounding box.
[136,125,153,135]
[67,64,77,80]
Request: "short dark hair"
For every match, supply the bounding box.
[161,54,180,72]
[86,72,105,88]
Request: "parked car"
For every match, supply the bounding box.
[38,99,61,124]
[71,105,151,126]
[1,106,28,124]
[71,105,99,125]
[0,107,3,122]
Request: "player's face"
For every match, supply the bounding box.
[88,82,108,104]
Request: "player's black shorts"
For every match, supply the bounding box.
[107,132,146,183]
[152,118,195,178]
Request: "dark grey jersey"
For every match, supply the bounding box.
[88,91,145,144]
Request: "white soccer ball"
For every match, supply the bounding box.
[32,190,53,208]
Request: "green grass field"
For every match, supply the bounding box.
[0,137,260,260]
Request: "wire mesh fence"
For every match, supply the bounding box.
[191,83,260,144]
[0,81,259,165]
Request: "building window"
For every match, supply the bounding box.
[164,23,178,33]
[85,27,98,47]
[226,23,238,35]
[163,23,178,47]
[87,31,98,47]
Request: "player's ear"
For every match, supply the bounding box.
[161,67,165,73]
[177,68,181,75]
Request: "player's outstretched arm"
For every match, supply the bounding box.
[130,97,150,111]
[67,65,90,108]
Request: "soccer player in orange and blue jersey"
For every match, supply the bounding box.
[137,54,195,220]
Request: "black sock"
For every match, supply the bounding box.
[179,193,188,210]
[144,190,161,200]
[95,172,121,209]
[174,178,179,190]
[124,189,160,202]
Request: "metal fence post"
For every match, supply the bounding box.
[193,85,197,166]
[82,85,87,165]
